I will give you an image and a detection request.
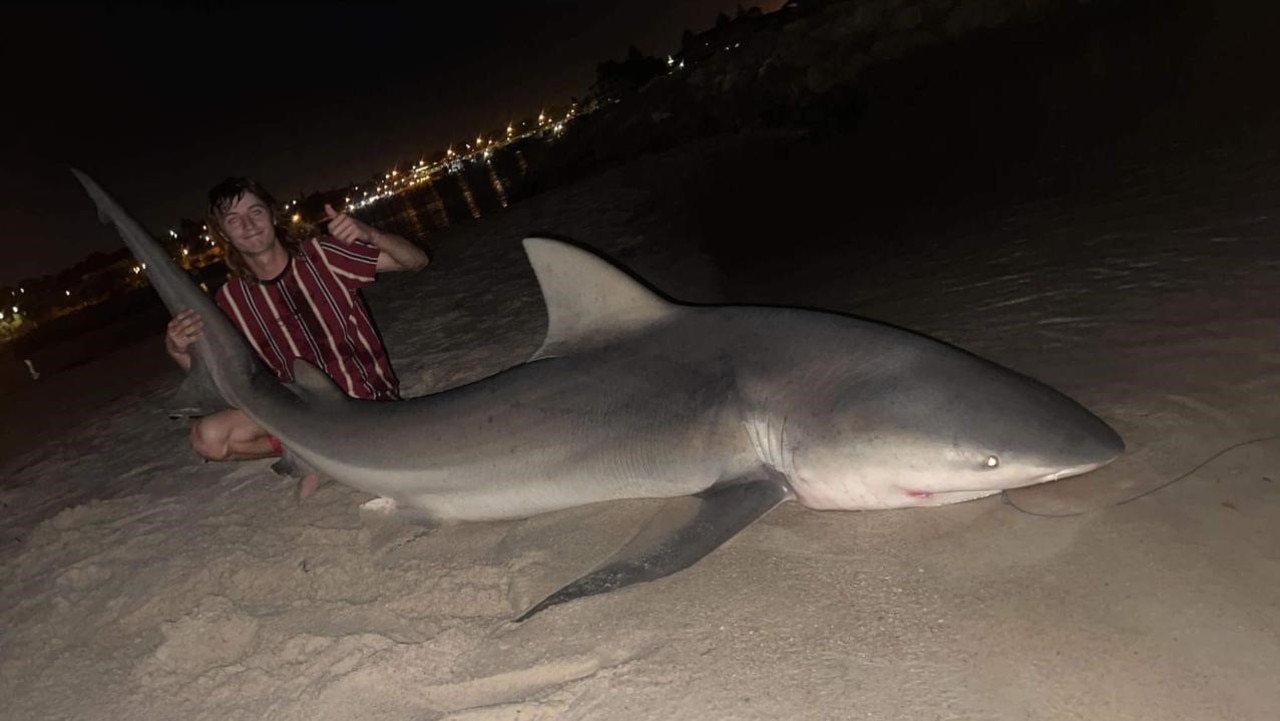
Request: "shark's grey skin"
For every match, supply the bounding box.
[73,170,1124,619]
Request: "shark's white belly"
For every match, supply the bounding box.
[292,407,759,522]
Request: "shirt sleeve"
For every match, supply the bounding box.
[309,235,380,289]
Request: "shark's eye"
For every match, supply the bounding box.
[985,455,1000,468]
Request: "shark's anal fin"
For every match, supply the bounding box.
[514,478,792,622]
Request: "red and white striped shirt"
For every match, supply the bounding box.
[215,236,401,400]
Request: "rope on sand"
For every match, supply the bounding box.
[1001,434,1280,518]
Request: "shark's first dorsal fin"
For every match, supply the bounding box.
[523,237,677,360]
[287,359,349,406]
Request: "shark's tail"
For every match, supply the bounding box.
[70,169,261,409]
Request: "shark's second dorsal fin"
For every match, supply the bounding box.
[287,359,349,406]
[523,237,677,360]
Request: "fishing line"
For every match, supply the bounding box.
[1001,434,1280,518]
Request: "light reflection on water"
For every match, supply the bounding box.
[487,163,509,209]
[458,175,482,220]
[354,149,529,244]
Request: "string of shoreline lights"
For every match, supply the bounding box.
[344,104,580,213]
[338,54,704,216]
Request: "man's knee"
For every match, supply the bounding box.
[189,418,231,461]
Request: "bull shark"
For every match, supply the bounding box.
[72,169,1124,621]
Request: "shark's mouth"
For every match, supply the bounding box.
[907,460,1115,504]
[906,489,1003,506]
[1039,460,1112,483]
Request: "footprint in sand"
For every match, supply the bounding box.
[140,595,260,678]
[421,628,652,719]
[423,656,612,715]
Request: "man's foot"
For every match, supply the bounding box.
[297,473,323,500]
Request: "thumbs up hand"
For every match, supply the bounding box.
[324,204,375,246]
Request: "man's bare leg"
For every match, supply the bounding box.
[190,409,277,461]
[190,409,322,498]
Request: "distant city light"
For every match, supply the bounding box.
[216,95,594,217]
[65,290,70,296]
[10,306,16,313]
[181,248,189,256]
[169,229,177,238]
[291,213,301,223]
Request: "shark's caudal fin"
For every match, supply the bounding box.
[71,169,221,321]
[515,478,792,622]
[522,238,678,361]
[71,169,260,409]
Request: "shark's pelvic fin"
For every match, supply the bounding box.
[514,477,792,622]
[287,359,349,407]
[522,237,678,361]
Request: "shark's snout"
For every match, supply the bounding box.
[1074,412,1126,469]
[1031,410,1124,486]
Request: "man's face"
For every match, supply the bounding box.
[217,192,278,256]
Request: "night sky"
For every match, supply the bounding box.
[2,1,785,286]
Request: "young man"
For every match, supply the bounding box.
[165,177,429,498]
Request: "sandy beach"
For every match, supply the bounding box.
[3,122,1280,720]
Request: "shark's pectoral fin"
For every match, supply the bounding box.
[514,478,792,622]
